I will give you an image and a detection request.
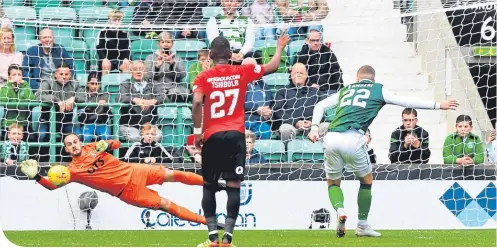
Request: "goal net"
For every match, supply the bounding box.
[0,0,495,230]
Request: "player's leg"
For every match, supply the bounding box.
[159,197,207,224]
[199,133,224,246]
[220,131,246,246]
[163,168,203,185]
[349,139,381,237]
[323,132,347,237]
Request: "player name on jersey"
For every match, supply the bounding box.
[207,75,241,89]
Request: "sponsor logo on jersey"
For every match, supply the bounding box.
[254,65,261,73]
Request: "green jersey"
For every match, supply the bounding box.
[329,80,386,133]
[217,15,249,50]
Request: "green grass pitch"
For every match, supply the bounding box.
[3,229,496,247]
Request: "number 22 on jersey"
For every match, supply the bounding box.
[339,89,371,108]
[210,89,240,119]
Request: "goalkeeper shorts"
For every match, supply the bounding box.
[118,164,166,210]
[322,130,372,180]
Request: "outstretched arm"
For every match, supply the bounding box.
[311,93,339,131]
[20,160,59,190]
[262,30,290,74]
[383,88,458,110]
[94,140,121,153]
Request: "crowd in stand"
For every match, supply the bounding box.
[0,0,496,166]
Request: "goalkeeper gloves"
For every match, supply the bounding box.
[20,160,39,179]
[96,140,109,153]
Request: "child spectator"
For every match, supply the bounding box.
[96,10,131,75]
[0,28,23,87]
[188,49,211,89]
[0,123,29,166]
[123,122,179,164]
[246,130,268,164]
[365,129,377,164]
[241,0,276,40]
[75,72,111,143]
[486,129,496,164]
[443,115,484,166]
[185,134,202,165]
[0,64,36,139]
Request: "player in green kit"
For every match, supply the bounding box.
[307,65,459,238]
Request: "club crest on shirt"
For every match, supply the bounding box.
[467,142,474,149]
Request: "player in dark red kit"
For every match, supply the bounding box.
[193,32,290,246]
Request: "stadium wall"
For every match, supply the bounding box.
[415,0,494,135]
[0,177,495,231]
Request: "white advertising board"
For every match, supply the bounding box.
[0,177,495,230]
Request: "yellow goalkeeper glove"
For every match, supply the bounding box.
[20,160,39,179]
[96,140,109,153]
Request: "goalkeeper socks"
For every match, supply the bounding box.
[358,184,372,221]
[172,171,203,186]
[165,201,205,224]
[328,184,345,210]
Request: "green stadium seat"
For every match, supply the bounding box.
[71,0,103,12]
[39,7,78,43]
[32,0,62,13]
[288,39,306,64]
[78,7,113,24]
[202,7,222,18]
[263,73,289,90]
[254,140,286,163]
[76,73,89,86]
[31,106,41,131]
[287,140,324,162]
[4,7,37,41]
[174,40,208,61]
[101,73,131,93]
[16,39,39,53]
[63,39,88,75]
[157,106,192,146]
[120,6,136,25]
[2,0,24,7]
[254,39,277,51]
[131,39,158,60]
[0,107,4,127]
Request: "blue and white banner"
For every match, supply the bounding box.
[0,177,495,230]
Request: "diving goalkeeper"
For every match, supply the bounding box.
[20,134,224,228]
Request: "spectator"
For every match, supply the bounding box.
[241,0,276,40]
[443,115,484,166]
[185,134,202,165]
[0,18,13,29]
[389,108,431,164]
[117,61,166,143]
[245,130,267,164]
[145,31,188,102]
[188,49,211,89]
[486,129,496,164]
[75,71,111,143]
[0,65,36,138]
[272,63,328,143]
[23,28,74,90]
[243,58,272,139]
[96,10,131,75]
[0,28,22,87]
[274,0,328,39]
[0,123,29,166]
[295,29,343,95]
[207,0,256,64]
[365,129,377,164]
[123,122,179,164]
[36,62,81,142]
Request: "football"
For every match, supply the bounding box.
[47,165,71,186]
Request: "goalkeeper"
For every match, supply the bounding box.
[20,134,225,228]
[308,65,459,238]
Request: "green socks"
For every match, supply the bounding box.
[358,184,372,220]
[328,184,344,210]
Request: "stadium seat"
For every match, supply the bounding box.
[39,7,78,43]
[31,106,41,132]
[254,140,286,163]
[3,7,37,42]
[63,39,88,75]
[32,0,62,13]
[71,0,103,12]
[0,107,4,126]
[120,6,136,25]
[157,106,192,146]
[131,39,158,60]
[76,73,89,86]
[101,73,131,93]
[16,39,39,53]
[202,7,223,18]
[2,0,24,7]
[287,140,324,162]
[254,39,277,51]
[263,73,289,90]
[78,7,113,24]
[288,39,306,64]
[174,40,208,61]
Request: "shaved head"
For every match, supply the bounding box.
[357,65,375,82]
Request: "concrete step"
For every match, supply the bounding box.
[330,41,416,58]
[339,57,422,74]
[326,25,407,43]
